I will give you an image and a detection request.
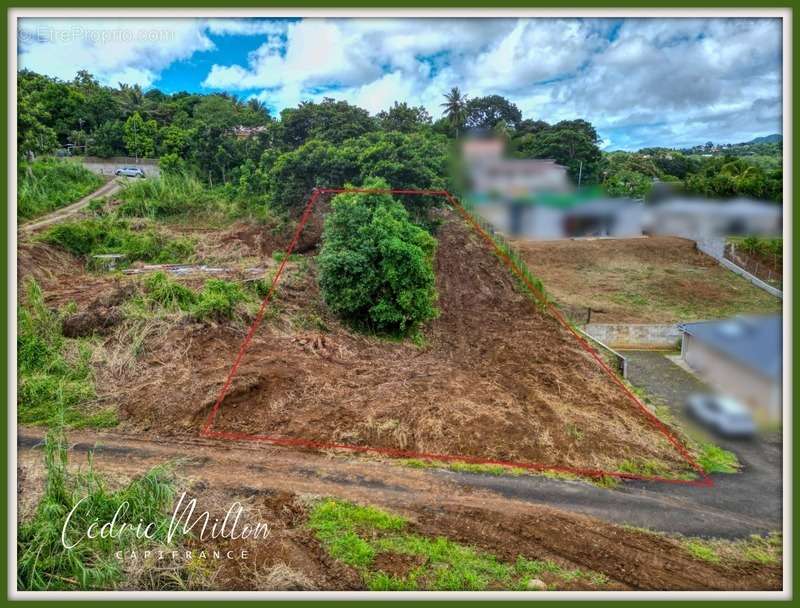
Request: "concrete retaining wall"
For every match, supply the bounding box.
[582,323,681,349]
[576,328,628,378]
[696,236,782,300]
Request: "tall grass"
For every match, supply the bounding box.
[117,173,220,219]
[18,159,103,221]
[17,279,116,428]
[42,218,195,265]
[17,425,178,590]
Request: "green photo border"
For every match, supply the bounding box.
[2,2,793,605]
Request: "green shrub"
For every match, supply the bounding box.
[318,177,438,335]
[42,218,194,265]
[18,159,103,220]
[191,279,246,321]
[17,426,179,590]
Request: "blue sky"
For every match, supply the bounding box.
[17,17,782,150]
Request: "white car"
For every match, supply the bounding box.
[115,166,145,178]
[686,393,756,438]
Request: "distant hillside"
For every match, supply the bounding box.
[678,134,782,157]
[746,133,782,145]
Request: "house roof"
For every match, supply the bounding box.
[679,315,782,379]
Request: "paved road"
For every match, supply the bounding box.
[619,350,782,536]
[19,179,122,234]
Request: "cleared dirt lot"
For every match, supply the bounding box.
[511,236,781,324]
[18,211,697,479]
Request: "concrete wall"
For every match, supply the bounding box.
[582,323,681,349]
[576,328,628,378]
[682,334,781,423]
[78,157,161,178]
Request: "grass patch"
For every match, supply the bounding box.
[684,540,721,563]
[696,442,740,474]
[17,279,116,428]
[17,426,182,590]
[308,498,609,591]
[42,218,195,266]
[18,158,103,221]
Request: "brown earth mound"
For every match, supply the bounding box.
[106,212,692,476]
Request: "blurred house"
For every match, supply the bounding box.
[462,136,571,196]
[679,315,782,424]
[645,197,782,239]
[462,135,640,239]
[471,191,643,239]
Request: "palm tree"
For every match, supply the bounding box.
[118,83,144,116]
[441,87,468,137]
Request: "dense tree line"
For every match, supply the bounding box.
[19,69,779,209]
[18,71,609,211]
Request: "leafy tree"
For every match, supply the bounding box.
[87,120,125,157]
[465,95,522,131]
[266,139,359,210]
[278,98,375,148]
[376,102,432,133]
[602,169,653,198]
[17,90,58,158]
[318,177,438,335]
[123,112,157,159]
[514,121,602,182]
[515,119,550,136]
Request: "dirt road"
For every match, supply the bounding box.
[16,425,779,539]
[18,178,122,234]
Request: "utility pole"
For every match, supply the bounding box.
[577,160,584,188]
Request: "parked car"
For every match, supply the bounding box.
[685,393,756,438]
[115,166,145,178]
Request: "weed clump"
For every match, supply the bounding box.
[141,272,247,322]
[17,279,115,428]
[192,279,246,321]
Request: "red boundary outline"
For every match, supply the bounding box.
[200,188,713,488]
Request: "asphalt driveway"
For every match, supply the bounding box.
[619,350,782,536]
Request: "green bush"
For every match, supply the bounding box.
[191,279,246,321]
[144,272,196,310]
[18,159,103,220]
[42,218,194,265]
[318,178,438,335]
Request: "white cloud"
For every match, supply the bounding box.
[18,18,215,87]
[17,17,783,149]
